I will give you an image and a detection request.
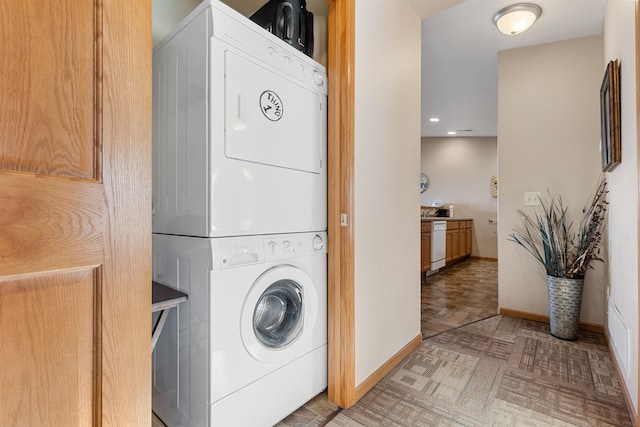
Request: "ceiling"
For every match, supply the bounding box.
[421,0,607,137]
[228,0,607,138]
[226,0,462,20]
[154,0,607,139]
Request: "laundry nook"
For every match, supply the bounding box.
[151,1,328,425]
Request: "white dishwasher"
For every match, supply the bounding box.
[431,221,447,270]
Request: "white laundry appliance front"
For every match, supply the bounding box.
[152,232,328,427]
[152,0,328,238]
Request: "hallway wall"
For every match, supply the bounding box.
[497,35,604,324]
[603,0,638,412]
[353,0,422,386]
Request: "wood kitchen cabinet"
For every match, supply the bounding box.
[423,219,473,271]
[445,219,473,265]
[464,220,472,256]
[459,223,467,258]
[421,221,431,272]
[445,220,460,263]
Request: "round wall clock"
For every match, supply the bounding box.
[420,173,428,193]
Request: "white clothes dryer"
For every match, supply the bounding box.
[152,232,327,427]
[152,0,328,238]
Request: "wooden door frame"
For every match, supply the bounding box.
[100,1,152,423]
[326,0,356,409]
[636,0,640,421]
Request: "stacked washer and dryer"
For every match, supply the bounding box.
[151,1,328,426]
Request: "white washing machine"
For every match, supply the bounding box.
[152,232,327,427]
[152,0,328,238]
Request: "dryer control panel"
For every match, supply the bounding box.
[264,232,327,261]
[213,231,327,269]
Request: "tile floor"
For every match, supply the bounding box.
[279,258,632,427]
[277,258,499,426]
[329,315,632,426]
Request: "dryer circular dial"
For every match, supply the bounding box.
[312,234,325,251]
[313,70,325,86]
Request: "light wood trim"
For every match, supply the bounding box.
[354,334,422,401]
[499,308,604,334]
[636,0,640,421]
[469,256,498,262]
[327,0,356,409]
[100,0,152,423]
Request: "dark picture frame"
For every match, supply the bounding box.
[600,59,621,172]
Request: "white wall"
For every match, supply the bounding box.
[153,0,201,45]
[421,137,498,258]
[603,0,638,412]
[354,0,422,385]
[497,36,605,323]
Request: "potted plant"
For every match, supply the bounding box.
[508,179,608,340]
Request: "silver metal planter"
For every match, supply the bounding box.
[546,275,584,341]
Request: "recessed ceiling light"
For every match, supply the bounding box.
[429,117,440,122]
[447,131,457,135]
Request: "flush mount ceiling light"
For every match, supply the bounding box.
[493,3,542,36]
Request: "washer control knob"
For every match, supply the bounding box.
[282,240,291,252]
[312,235,325,251]
[267,241,277,254]
[313,70,324,86]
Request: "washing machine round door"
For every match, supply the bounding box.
[253,279,303,348]
[241,265,319,363]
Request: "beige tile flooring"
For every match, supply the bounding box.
[328,315,632,426]
[280,258,632,427]
[277,258,499,426]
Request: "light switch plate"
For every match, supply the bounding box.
[524,192,541,206]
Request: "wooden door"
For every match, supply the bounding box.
[0,1,151,425]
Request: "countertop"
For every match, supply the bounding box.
[421,217,473,222]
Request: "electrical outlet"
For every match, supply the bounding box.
[524,192,541,206]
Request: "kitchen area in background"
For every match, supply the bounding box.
[419,135,499,339]
[420,136,498,268]
[418,3,499,337]
[420,216,474,275]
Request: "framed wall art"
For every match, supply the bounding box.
[600,59,621,172]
